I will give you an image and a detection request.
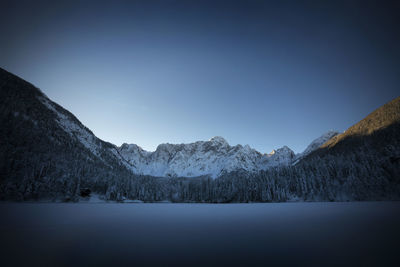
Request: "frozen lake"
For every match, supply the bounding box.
[1,202,399,266]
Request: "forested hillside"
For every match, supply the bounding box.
[0,68,137,201]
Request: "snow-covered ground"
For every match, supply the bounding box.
[0,202,398,266]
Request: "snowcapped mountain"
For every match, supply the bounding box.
[118,136,297,178]
[293,130,340,164]
[302,130,340,155]
[0,67,340,181]
[117,131,343,178]
[265,146,296,167]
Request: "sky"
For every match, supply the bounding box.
[1,0,399,153]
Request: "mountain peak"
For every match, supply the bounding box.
[300,130,340,157]
[209,136,228,145]
[269,146,293,155]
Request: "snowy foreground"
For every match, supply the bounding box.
[0,202,399,267]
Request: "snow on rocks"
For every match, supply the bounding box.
[118,137,296,178]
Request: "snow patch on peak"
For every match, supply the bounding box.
[121,143,148,153]
[293,130,340,165]
[262,146,295,167]
[209,136,229,145]
[301,130,340,156]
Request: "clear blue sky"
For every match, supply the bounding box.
[1,0,399,153]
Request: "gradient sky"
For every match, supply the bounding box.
[1,0,399,153]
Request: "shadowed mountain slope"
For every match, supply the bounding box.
[0,68,135,200]
[322,97,400,149]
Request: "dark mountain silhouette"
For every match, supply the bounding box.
[322,96,400,150]
[294,97,400,200]
[308,96,400,179]
[0,67,136,200]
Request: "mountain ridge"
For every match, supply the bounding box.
[117,133,341,178]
